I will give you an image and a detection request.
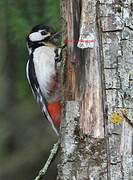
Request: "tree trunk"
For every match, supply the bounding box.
[58,0,133,180]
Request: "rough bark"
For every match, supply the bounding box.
[100,0,133,179]
[58,0,133,180]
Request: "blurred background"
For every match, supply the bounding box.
[0,0,61,179]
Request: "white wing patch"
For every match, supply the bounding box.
[26,60,30,82]
[26,60,36,98]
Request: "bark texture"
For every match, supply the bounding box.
[100,0,133,179]
[58,0,133,179]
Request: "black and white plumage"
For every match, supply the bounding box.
[26,24,62,136]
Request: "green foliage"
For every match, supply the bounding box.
[0,0,61,101]
[44,0,61,30]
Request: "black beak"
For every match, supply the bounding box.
[50,32,62,40]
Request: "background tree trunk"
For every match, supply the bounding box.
[58,0,133,179]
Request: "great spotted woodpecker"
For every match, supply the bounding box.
[26,24,62,136]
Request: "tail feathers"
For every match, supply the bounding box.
[42,103,59,136]
[36,87,59,136]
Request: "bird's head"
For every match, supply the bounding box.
[27,24,61,48]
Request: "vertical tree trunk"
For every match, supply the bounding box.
[58,0,133,180]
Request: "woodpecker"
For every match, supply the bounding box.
[26,24,62,136]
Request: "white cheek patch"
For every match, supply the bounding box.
[29,32,44,42]
[29,32,51,42]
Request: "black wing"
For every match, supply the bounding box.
[26,57,59,136]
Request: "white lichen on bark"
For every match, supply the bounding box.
[100,0,133,179]
[58,101,80,180]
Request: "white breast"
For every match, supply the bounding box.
[33,46,56,98]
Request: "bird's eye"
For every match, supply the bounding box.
[40,30,47,35]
